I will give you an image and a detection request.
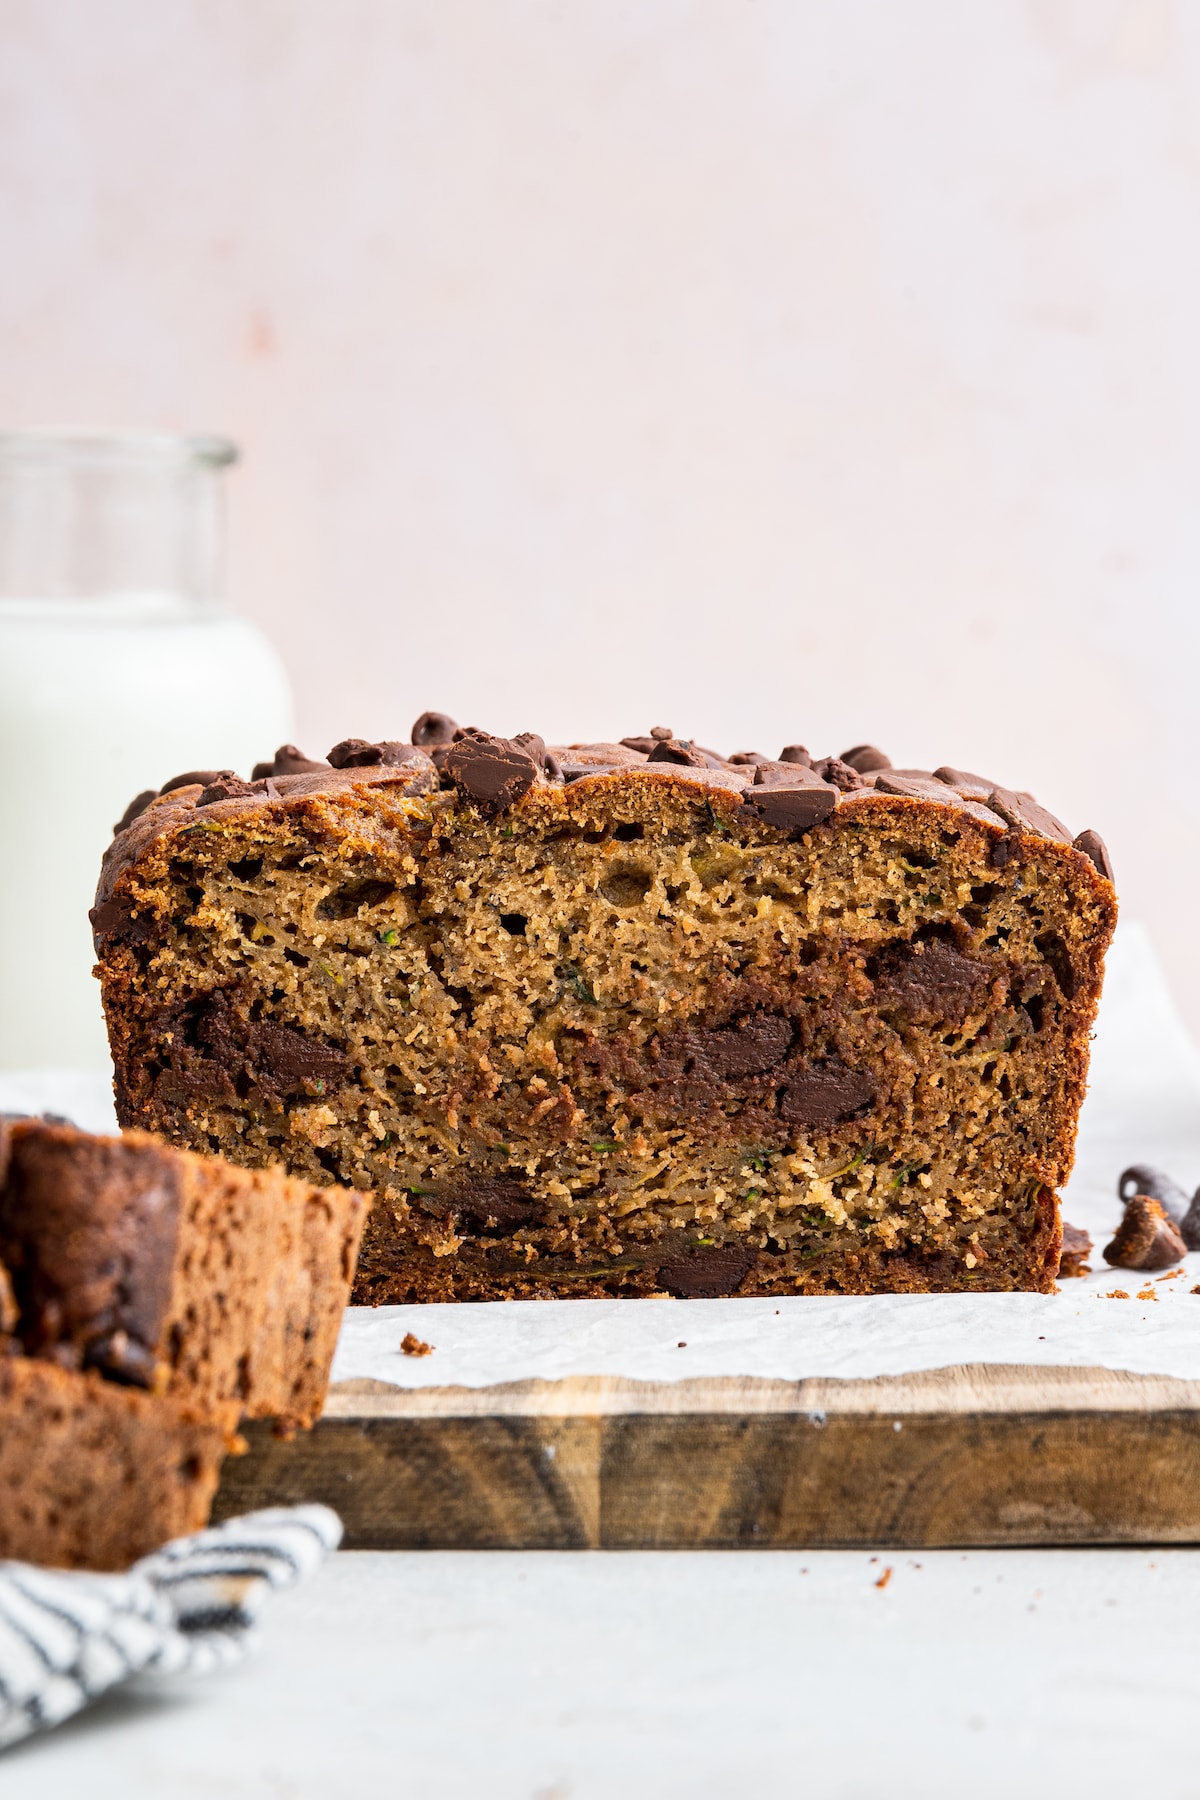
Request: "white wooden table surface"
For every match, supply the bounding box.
[6,1547,1198,1799]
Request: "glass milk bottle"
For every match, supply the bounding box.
[0,429,292,1070]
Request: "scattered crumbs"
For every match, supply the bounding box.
[1158,1270,1184,1281]
[1105,1290,1131,1300]
[800,1567,808,1575]
[869,1555,879,1564]
[1038,1335,1046,1340]
[400,1331,434,1357]
[677,1341,687,1348]
[1192,1285,1200,1296]
[875,1567,893,1590]
[1136,1289,1158,1302]
[775,1309,780,1315]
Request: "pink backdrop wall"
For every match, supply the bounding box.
[4,0,1200,1017]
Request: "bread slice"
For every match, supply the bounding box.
[0,1353,229,1571]
[93,723,1117,1299]
[0,1118,366,1426]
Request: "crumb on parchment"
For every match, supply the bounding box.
[400,1331,434,1357]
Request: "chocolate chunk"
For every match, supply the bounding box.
[1118,1164,1189,1223]
[656,1244,755,1299]
[740,766,838,832]
[685,1014,794,1080]
[411,711,458,747]
[646,738,709,768]
[651,726,674,740]
[168,990,347,1099]
[750,760,816,787]
[1074,829,1114,883]
[1059,1222,1093,1278]
[435,1178,540,1233]
[780,1065,875,1127]
[1103,1195,1187,1272]
[779,745,813,767]
[810,756,865,794]
[442,731,542,815]
[986,787,1071,845]
[326,739,420,770]
[840,745,891,774]
[874,772,953,803]
[197,776,263,806]
[327,738,384,768]
[160,769,228,796]
[498,736,565,783]
[89,896,155,946]
[251,744,329,781]
[0,1125,182,1376]
[875,938,988,1026]
[619,737,658,754]
[113,789,157,835]
[251,1019,349,1090]
[728,752,770,766]
[933,767,999,800]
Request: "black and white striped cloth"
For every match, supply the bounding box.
[0,1505,341,1750]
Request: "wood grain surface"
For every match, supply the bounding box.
[212,1365,1200,1549]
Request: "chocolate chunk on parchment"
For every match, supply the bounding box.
[443,730,542,815]
[89,896,156,947]
[684,1014,794,1080]
[657,1244,755,1299]
[779,745,812,766]
[1118,1164,1188,1222]
[1104,1195,1187,1272]
[411,711,458,747]
[1181,1188,1200,1252]
[840,745,891,773]
[1074,829,1114,883]
[1059,1222,1093,1278]
[875,938,988,1026]
[740,765,838,832]
[780,1065,875,1127]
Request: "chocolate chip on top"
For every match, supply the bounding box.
[442,729,543,816]
[411,711,458,747]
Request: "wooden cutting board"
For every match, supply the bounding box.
[212,1363,1200,1548]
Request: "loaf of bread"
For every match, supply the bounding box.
[0,1116,366,1567]
[93,719,1116,1301]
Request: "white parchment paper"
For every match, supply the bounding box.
[7,919,1200,1387]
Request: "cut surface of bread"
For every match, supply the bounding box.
[93,724,1118,1300]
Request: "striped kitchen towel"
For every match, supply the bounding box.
[0,1504,341,1750]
